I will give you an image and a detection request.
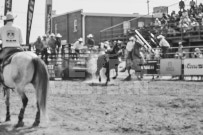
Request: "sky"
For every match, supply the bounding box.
[0,0,202,44]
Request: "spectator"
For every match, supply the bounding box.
[193,48,203,58]
[33,36,43,55]
[190,0,196,10]
[73,38,84,59]
[55,33,62,56]
[41,35,49,64]
[179,0,185,12]
[154,18,161,27]
[48,33,57,59]
[179,11,191,33]
[86,34,95,51]
[157,35,170,58]
[154,46,161,60]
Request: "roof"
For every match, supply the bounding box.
[52,9,83,18]
[52,9,162,18]
[83,12,161,18]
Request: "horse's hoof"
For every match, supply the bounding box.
[32,121,40,127]
[112,76,117,79]
[14,121,24,128]
[99,78,101,82]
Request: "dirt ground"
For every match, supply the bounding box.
[0,73,203,135]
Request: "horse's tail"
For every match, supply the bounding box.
[32,57,49,116]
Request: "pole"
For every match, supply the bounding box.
[147,0,149,15]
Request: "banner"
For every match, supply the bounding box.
[26,0,35,48]
[4,0,12,25]
[153,6,168,15]
[4,0,12,15]
[123,21,130,35]
[45,0,52,34]
[184,59,203,75]
[141,60,158,74]
[160,59,182,75]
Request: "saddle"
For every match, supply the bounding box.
[0,48,24,92]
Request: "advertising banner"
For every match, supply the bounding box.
[184,59,203,75]
[26,0,35,46]
[45,0,52,34]
[141,60,158,74]
[160,59,182,75]
[4,0,12,15]
[123,21,130,35]
[153,6,168,14]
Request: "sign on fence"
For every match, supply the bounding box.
[160,59,182,75]
[141,60,158,74]
[184,58,203,75]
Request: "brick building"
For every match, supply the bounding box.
[52,9,160,44]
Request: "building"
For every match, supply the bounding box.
[52,9,161,45]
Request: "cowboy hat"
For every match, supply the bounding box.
[78,38,83,41]
[129,36,135,41]
[157,35,165,39]
[56,33,62,38]
[50,33,55,37]
[87,34,93,38]
[195,48,200,52]
[42,34,47,38]
[3,12,17,21]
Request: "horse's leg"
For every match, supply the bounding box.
[15,92,28,128]
[112,66,118,79]
[5,88,11,121]
[32,102,40,127]
[105,63,110,85]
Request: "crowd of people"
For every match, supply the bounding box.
[33,33,62,64]
[153,0,203,36]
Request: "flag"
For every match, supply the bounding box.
[4,0,12,15]
[45,0,52,34]
[26,0,35,49]
[4,0,12,25]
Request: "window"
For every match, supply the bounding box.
[138,22,144,28]
[74,19,77,32]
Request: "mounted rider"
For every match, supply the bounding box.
[0,12,23,65]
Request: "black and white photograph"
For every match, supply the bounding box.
[0,0,203,134]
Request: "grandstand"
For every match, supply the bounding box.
[100,0,203,58]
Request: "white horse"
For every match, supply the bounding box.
[1,51,49,128]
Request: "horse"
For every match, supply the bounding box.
[95,43,122,85]
[1,50,49,128]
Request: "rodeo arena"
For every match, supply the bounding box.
[1,0,203,135]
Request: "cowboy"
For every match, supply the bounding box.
[73,38,84,59]
[41,34,49,64]
[0,12,23,63]
[120,36,136,72]
[157,35,170,58]
[48,33,57,59]
[33,36,43,55]
[86,34,95,50]
[55,33,62,55]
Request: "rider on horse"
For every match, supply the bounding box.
[0,12,23,65]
